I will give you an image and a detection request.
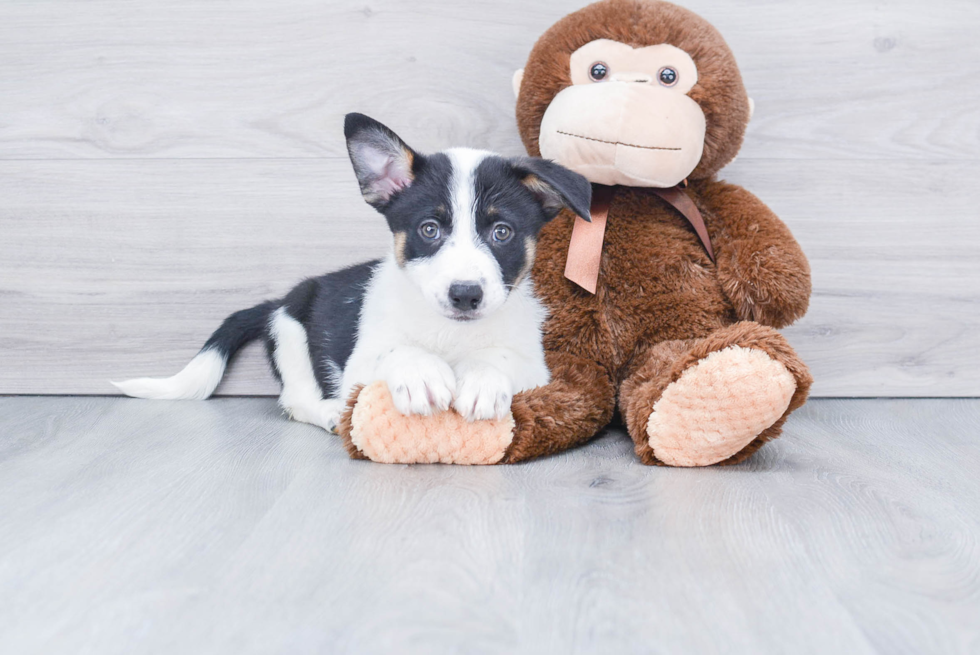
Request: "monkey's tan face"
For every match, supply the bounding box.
[536,40,706,188]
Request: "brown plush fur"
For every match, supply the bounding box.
[618,322,812,465]
[500,181,812,464]
[338,0,812,467]
[338,384,369,460]
[516,0,751,180]
[501,0,812,465]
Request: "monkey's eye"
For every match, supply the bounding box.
[419,221,441,240]
[492,223,513,243]
[589,62,608,82]
[658,67,678,87]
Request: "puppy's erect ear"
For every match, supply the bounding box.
[344,113,418,209]
[513,157,592,222]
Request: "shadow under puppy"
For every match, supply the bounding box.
[114,113,591,436]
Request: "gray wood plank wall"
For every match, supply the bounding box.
[1,0,978,397]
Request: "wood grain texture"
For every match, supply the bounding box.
[2,158,976,396]
[0,397,978,653]
[0,0,978,396]
[0,0,977,161]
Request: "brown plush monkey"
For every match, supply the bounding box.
[340,0,812,466]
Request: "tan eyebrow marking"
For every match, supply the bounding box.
[392,231,408,267]
[512,237,537,288]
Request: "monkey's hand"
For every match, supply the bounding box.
[698,180,812,328]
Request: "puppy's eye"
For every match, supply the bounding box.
[492,224,513,243]
[419,221,440,240]
[589,62,608,82]
[658,66,678,86]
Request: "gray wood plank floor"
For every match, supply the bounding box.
[1,397,977,654]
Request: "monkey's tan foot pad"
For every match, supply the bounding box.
[646,346,796,467]
[348,381,515,464]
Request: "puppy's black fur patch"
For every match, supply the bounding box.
[259,261,378,395]
[471,156,587,287]
[304,260,378,395]
[382,153,455,265]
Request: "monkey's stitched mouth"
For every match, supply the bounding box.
[556,130,682,151]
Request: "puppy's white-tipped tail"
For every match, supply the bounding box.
[111,348,227,400]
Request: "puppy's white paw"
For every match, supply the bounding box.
[453,363,513,422]
[385,353,456,417]
[280,397,347,434]
[318,399,347,434]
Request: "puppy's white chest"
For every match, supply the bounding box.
[340,256,549,398]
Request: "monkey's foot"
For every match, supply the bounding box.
[646,346,796,467]
[341,381,514,464]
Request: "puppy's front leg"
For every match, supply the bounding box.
[376,346,456,417]
[453,349,525,422]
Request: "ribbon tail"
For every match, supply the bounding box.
[652,185,714,262]
[564,185,614,294]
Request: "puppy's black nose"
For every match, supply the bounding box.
[449,282,483,311]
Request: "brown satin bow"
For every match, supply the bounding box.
[563,183,715,294]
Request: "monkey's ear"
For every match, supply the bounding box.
[344,113,418,210]
[512,69,525,99]
[513,158,592,222]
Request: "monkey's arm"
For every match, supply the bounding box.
[696,179,811,329]
[336,347,615,464]
[501,349,616,463]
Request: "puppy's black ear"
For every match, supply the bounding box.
[344,113,419,210]
[512,157,592,222]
